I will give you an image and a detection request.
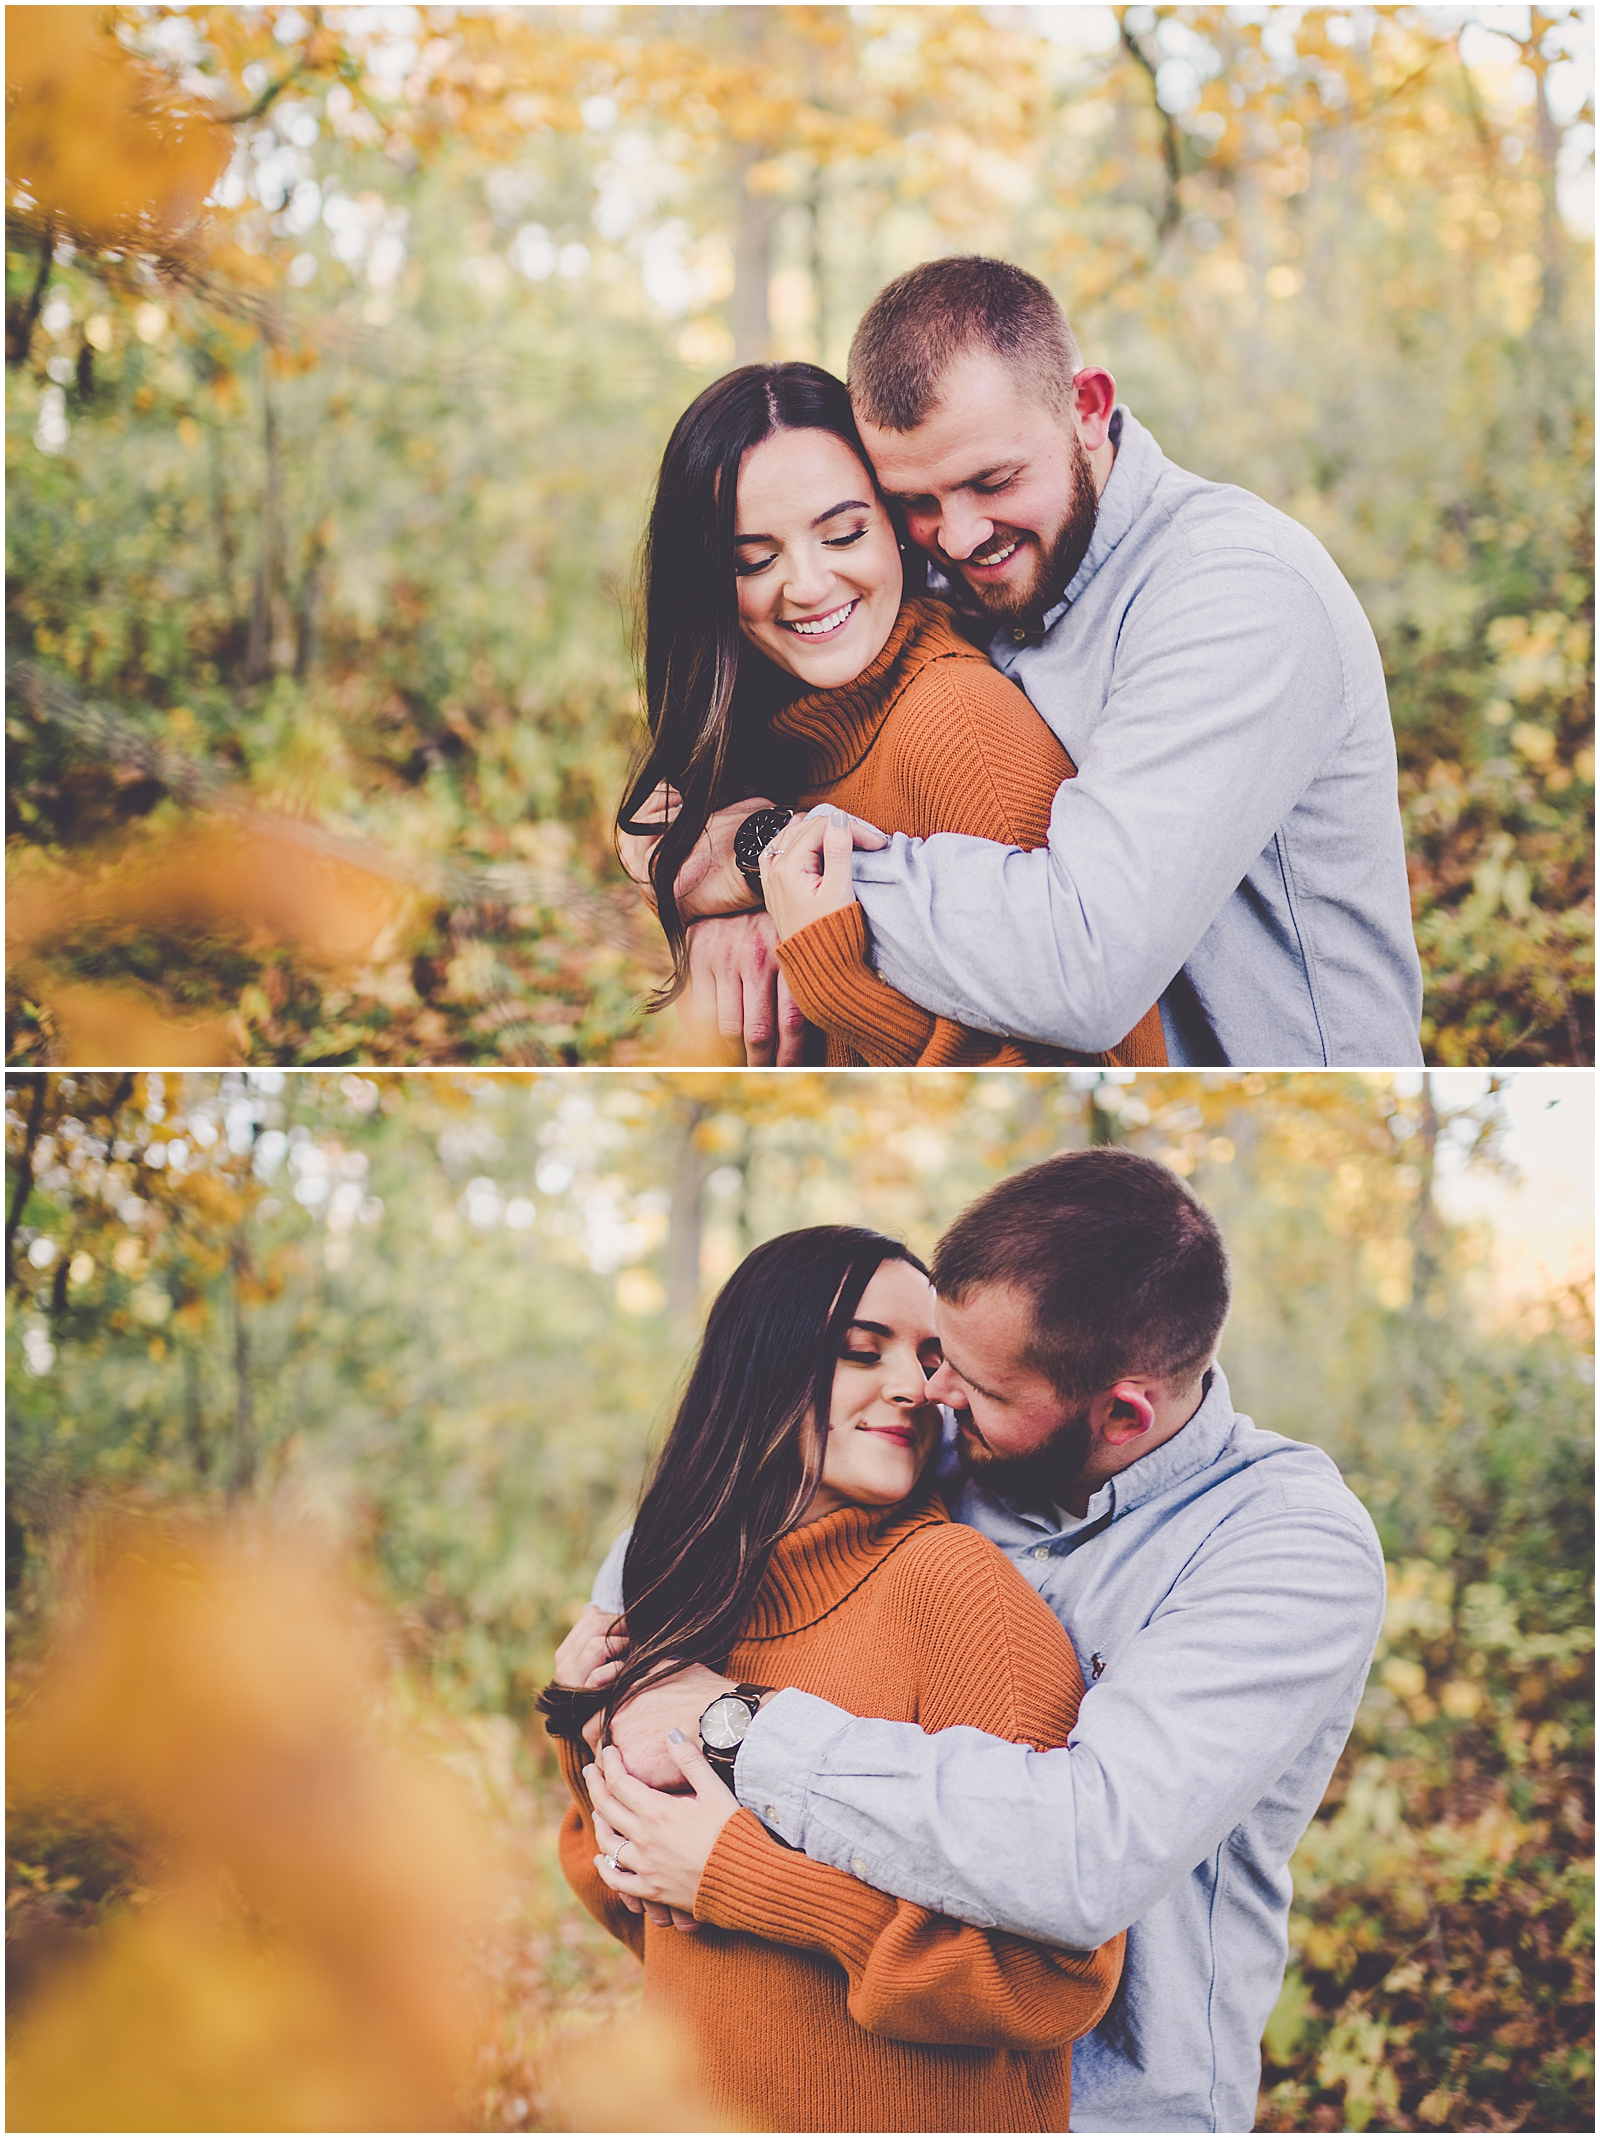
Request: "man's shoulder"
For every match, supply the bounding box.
[1140,452,1364,616]
[1205,1419,1384,1558]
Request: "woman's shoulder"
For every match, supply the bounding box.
[891,602,1070,755]
[876,604,1072,846]
[885,1507,1076,1652]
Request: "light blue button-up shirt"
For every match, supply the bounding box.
[591,1365,1386,2133]
[850,408,1424,1066]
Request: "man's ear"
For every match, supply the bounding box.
[1071,367,1118,453]
[1095,1378,1156,1446]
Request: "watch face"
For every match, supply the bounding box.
[733,809,794,876]
[700,1694,753,1751]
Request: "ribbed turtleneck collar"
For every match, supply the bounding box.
[740,1491,948,1643]
[767,599,974,786]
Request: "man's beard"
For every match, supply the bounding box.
[956,432,1099,622]
[955,1406,1093,1509]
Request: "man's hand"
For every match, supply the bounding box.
[682,911,806,1065]
[761,807,876,942]
[588,1735,740,1918]
[553,1604,627,1690]
[616,783,678,914]
[618,787,773,924]
[586,1661,738,1786]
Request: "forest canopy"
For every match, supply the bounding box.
[5,6,1596,1064]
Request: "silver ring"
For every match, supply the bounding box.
[603,1851,620,1875]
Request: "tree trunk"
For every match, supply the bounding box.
[185,1343,210,1483]
[732,145,776,364]
[5,1077,49,1291]
[1409,1073,1444,1316]
[210,418,238,619]
[808,176,828,367]
[7,220,54,370]
[1088,1077,1122,1144]
[1526,28,1565,328]
[667,1103,710,1334]
[246,346,281,683]
[294,520,327,681]
[228,1236,255,1499]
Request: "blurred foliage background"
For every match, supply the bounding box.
[5,1066,1593,2130]
[5,4,1594,1068]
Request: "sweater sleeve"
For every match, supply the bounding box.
[554,1735,646,1963]
[693,1531,1124,2048]
[784,655,1163,1068]
[776,908,1040,1068]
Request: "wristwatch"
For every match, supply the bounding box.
[698,1683,768,1784]
[733,808,795,889]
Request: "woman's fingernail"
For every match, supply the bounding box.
[667,1727,686,1745]
[830,807,848,825]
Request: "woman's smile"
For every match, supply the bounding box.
[780,598,859,638]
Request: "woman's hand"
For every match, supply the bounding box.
[553,1603,628,1690]
[586,1734,740,1917]
[760,807,867,941]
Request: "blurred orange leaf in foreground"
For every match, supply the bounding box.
[6,7,232,246]
[8,819,409,1065]
[7,1519,490,2132]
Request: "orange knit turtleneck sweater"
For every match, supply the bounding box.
[557,1495,1124,2134]
[768,597,1167,1069]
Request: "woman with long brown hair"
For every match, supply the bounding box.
[540,1226,1121,2134]
[617,364,1165,1067]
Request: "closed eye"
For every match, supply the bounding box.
[734,551,779,577]
[824,526,869,549]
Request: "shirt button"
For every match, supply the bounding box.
[851,1857,870,1879]
[765,1807,779,1823]
[1011,626,1028,644]
[1032,1545,1050,1561]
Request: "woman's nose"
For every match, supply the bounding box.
[883,1351,928,1404]
[781,546,834,606]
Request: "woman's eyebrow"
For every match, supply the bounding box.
[811,497,872,525]
[734,499,872,543]
[846,1318,894,1338]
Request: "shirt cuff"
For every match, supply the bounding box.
[735,1686,859,1848]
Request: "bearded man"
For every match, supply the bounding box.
[563,1147,1387,2133]
[629,256,1423,1068]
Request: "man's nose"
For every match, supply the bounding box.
[924,1359,965,1406]
[936,499,995,564]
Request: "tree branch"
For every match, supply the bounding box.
[1117,12,1182,237]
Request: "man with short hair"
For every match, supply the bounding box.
[644,256,1424,1067]
[567,1148,1387,2132]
